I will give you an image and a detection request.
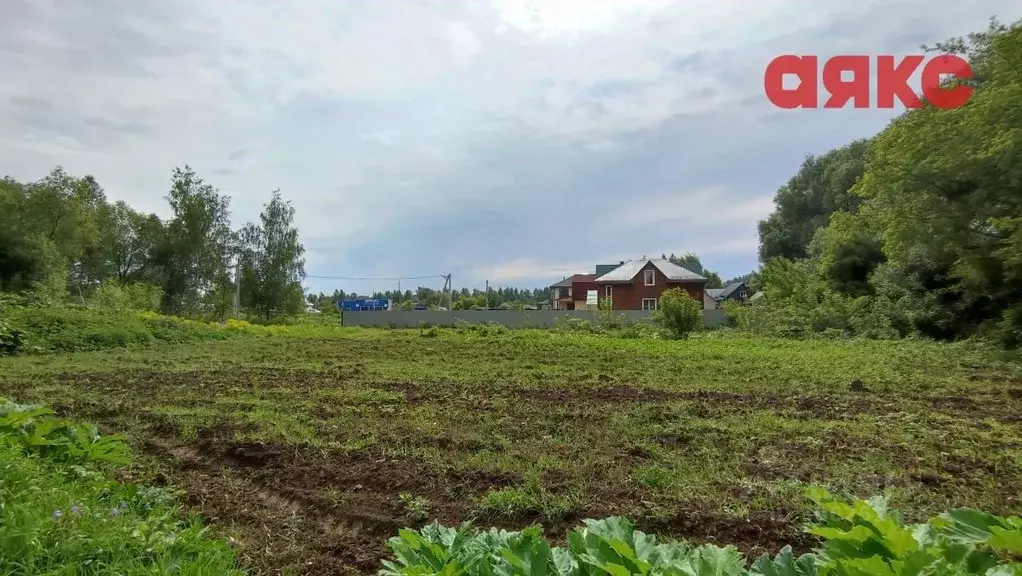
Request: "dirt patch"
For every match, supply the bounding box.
[519,385,686,404]
[641,508,813,557]
[930,396,980,410]
[146,437,434,575]
[677,391,756,402]
[374,382,425,402]
[54,367,360,394]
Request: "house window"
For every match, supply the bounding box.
[642,298,657,311]
[644,269,655,286]
[739,290,747,299]
[568,287,573,297]
[553,288,560,299]
[605,285,612,298]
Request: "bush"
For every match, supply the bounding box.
[653,288,702,339]
[0,316,22,356]
[90,281,163,312]
[553,317,602,334]
[5,307,235,353]
[7,307,155,352]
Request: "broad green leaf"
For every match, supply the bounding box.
[751,546,818,576]
[989,527,1022,554]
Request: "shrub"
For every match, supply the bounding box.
[553,317,602,334]
[0,316,22,356]
[653,288,702,339]
[90,281,163,312]
[7,307,155,352]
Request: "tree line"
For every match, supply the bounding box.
[0,166,306,320]
[305,286,556,311]
[749,17,1022,347]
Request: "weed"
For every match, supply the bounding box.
[632,464,675,490]
[0,404,240,575]
[399,492,431,522]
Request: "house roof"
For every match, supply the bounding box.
[550,273,596,288]
[595,258,707,283]
[706,288,725,299]
[595,263,621,277]
[717,282,746,300]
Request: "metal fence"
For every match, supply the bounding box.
[341,309,728,329]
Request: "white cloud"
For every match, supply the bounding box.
[1,0,1018,290]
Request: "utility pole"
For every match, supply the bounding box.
[443,274,452,310]
[233,260,241,319]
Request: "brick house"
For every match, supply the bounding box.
[593,258,707,311]
[550,274,597,310]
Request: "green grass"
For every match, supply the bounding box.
[0,438,241,575]
[1,328,1020,574]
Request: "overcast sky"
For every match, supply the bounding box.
[1,1,1018,295]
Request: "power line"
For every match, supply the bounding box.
[305,274,448,281]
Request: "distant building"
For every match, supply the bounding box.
[550,274,597,310]
[706,282,751,306]
[593,258,707,311]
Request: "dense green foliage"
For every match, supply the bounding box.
[1,304,370,354]
[0,165,306,321]
[654,288,702,339]
[752,18,1022,347]
[0,398,242,575]
[4,306,221,353]
[379,488,1021,575]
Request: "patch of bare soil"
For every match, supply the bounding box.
[641,508,814,558]
[55,367,366,394]
[145,428,811,574]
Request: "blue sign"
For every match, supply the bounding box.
[337,298,390,311]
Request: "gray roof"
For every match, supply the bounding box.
[595,258,707,283]
[594,263,621,277]
[551,277,574,288]
[717,282,746,300]
[705,288,725,299]
[551,273,596,288]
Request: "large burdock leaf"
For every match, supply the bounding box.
[937,510,1022,554]
[751,546,818,576]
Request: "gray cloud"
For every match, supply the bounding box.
[0,0,1018,293]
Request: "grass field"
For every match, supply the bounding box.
[2,328,1021,575]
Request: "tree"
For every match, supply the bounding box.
[238,190,306,321]
[815,211,886,298]
[654,288,702,339]
[101,201,164,284]
[158,167,234,314]
[757,140,869,262]
[746,16,1022,346]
